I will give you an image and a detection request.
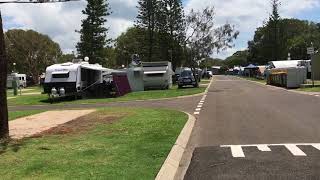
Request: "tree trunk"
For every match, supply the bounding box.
[0,12,9,139]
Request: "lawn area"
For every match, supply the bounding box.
[8,86,206,106]
[7,86,43,98]
[0,108,187,179]
[9,110,45,121]
[297,87,320,92]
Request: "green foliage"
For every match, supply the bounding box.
[115,27,148,66]
[58,53,75,63]
[248,18,320,65]
[5,29,62,83]
[185,7,239,62]
[9,110,45,121]
[136,0,158,61]
[115,27,186,68]
[76,0,111,65]
[224,50,248,67]
[199,58,224,69]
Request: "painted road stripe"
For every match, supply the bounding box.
[195,108,201,111]
[194,112,200,115]
[197,105,203,108]
[257,145,271,152]
[229,146,245,158]
[220,143,320,158]
[284,144,307,156]
[312,144,320,150]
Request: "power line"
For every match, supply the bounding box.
[0,0,79,4]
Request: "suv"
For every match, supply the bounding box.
[178,70,198,88]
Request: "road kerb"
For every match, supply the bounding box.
[155,113,196,180]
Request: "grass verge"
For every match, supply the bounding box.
[8,86,206,106]
[297,87,320,92]
[0,108,187,179]
[240,76,266,84]
[9,110,45,121]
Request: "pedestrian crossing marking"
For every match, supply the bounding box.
[284,144,306,156]
[257,145,271,152]
[221,143,320,158]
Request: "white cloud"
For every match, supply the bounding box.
[2,0,138,53]
[185,0,320,59]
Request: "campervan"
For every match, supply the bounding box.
[44,60,114,99]
[7,73,27,88]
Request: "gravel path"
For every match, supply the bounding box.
[9,110,96,139]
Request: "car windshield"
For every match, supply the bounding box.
[181,71,192,77]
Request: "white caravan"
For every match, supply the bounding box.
[44,60,114,99]
[7,73,27,88]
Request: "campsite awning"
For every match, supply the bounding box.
[144,71,166,75]
[52,71,69,75]
[245,64,258,69]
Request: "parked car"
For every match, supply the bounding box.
[178,70,198,88]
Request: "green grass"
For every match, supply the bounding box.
[8,86,206,106]
[9,110,45,121]
[0,108,187,179]
[297,87,320,92]
[7,86,43,98]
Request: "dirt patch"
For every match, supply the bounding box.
[10,110,96,139]
[31,112,126,138]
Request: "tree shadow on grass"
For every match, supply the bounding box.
[0,138,26,154]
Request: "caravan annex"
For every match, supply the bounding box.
[141,61,174,90]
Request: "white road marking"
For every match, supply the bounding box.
[194,112,200,115]
[199,101,204,103]
[284,144,307,156]
[220,143,320,158]
[195,108,201,111]
[198,102,204,105]
[312,144,320,150]
[257,145,271,152]
[221,145,245,158]
[197,105,203,108]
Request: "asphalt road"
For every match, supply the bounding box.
[184,75,320,180]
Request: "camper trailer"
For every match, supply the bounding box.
[7,73,27,88]
[44,60,114,100]
[142,61,174,90]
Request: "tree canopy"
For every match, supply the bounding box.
[5,29,62,83]
[248,18,320,65]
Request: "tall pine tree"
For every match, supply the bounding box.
[269,0,281,61]
[136,0,158,61]
[76,0,111,64]
[157,0,185,69]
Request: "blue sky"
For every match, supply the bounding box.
[2,0,320,59]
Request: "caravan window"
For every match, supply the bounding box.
[52,72,70,78]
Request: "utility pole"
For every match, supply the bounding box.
[0,0,78,139]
